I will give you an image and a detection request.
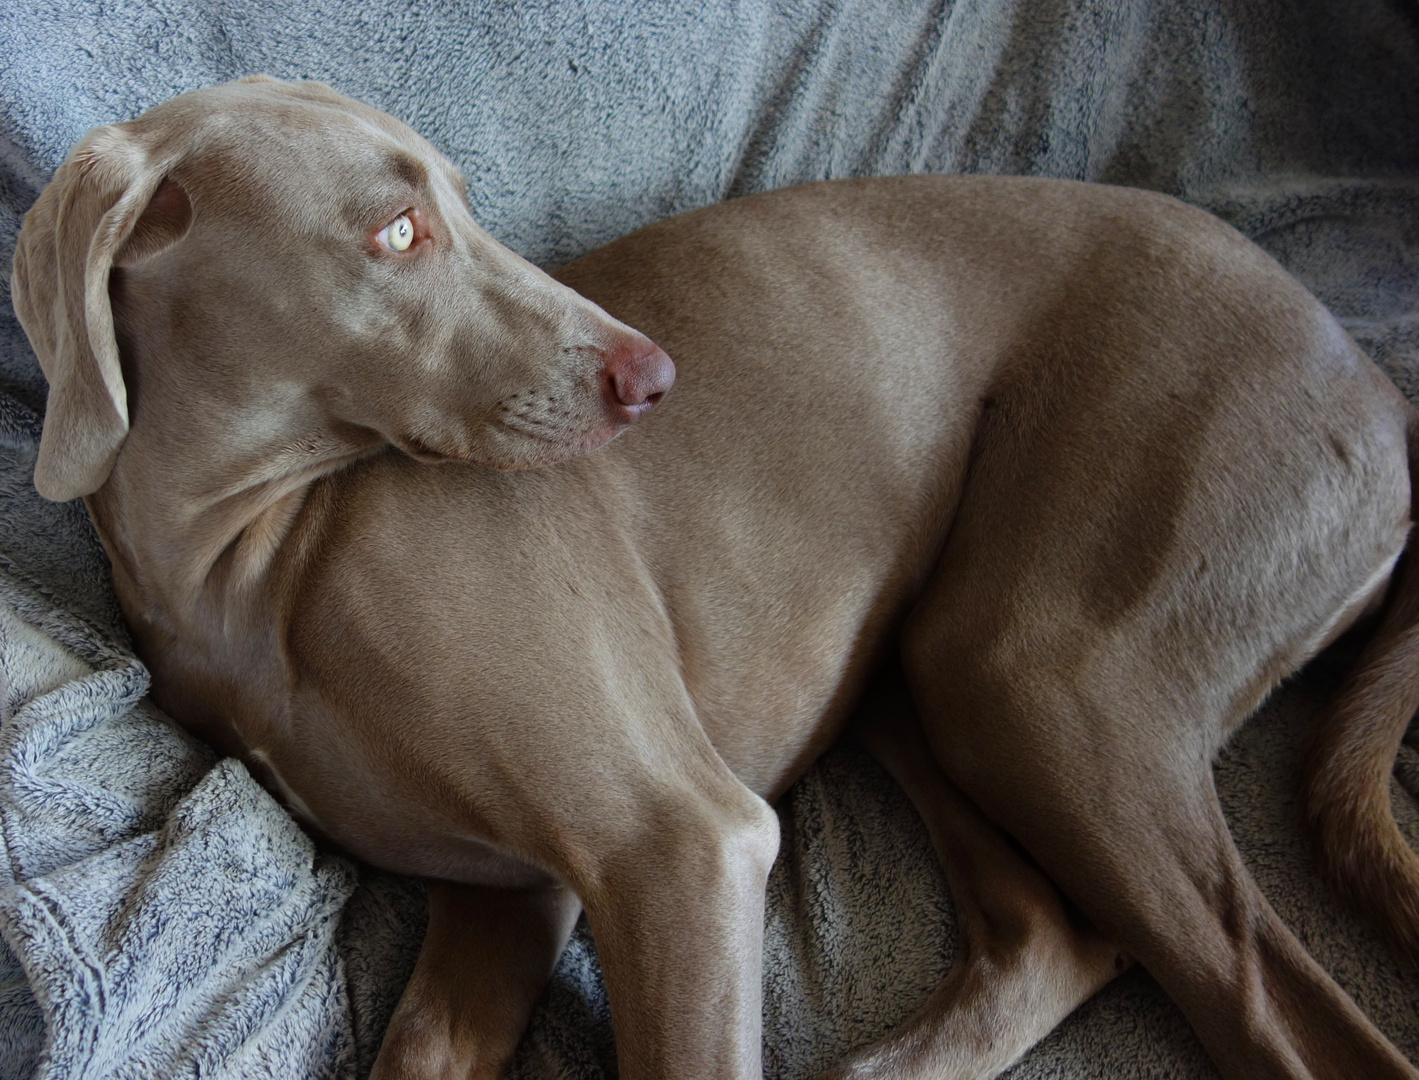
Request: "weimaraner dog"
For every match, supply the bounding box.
[12,76,1419,1080]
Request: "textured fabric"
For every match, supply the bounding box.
[0,1,1417,1077]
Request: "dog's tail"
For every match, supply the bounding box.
[1300,415,1419,966]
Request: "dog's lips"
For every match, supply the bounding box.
[492,419,627,468]
[400,435,455,462]
[394,417,626,470]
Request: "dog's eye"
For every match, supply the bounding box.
[377,214,415,252]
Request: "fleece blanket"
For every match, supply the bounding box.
[2,1,1419,1077]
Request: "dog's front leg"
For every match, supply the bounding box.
[370,880,582,1080]
[566,764,781,1080]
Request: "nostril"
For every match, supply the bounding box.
[602,338,676,414]
[611,371,657,409]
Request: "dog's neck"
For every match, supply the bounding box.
[87,422,381,631]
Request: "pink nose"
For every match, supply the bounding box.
[602,337,676,420]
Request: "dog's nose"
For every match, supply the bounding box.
[602,338,676,421]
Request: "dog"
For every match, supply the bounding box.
[12,75,1419,1080]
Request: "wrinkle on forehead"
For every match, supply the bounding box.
[124,84,477,265]
[165,120,413,231]
[335,150,436,228]
[387,151,428,190]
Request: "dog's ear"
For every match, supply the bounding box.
[114,178,193,266]
[12,124,180,501]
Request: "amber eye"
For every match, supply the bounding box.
[377,213,414,251]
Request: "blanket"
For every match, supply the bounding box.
[2,1,1418,1077]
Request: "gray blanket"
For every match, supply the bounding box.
[2,2,1418,1077]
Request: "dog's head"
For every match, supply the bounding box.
[12,76,674,502]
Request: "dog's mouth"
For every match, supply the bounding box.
[394,428,602,470]
[397,434,457,463]
[402,434,451,459]
[474,418,624,469]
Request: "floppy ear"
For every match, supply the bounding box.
[11,124,181,501]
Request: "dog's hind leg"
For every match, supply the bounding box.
[880,268,1419,1077]
[892,475,1418,1077]
[903,639,1416,1080]
[370,880,581,1080]
[822,664,1129,1080]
